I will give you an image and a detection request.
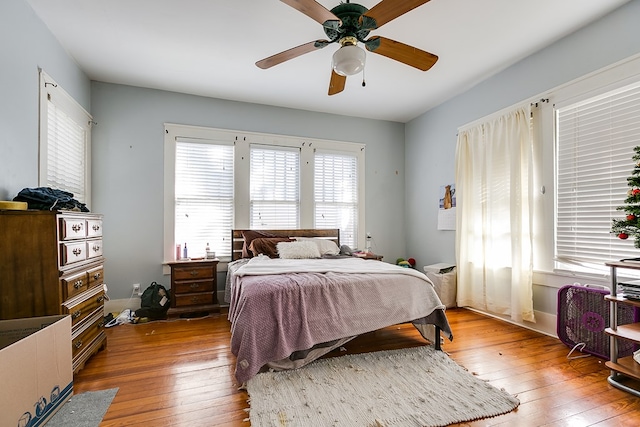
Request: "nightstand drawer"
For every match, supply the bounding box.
[173,265,214,280]
[174,279,214,294]
[174,292,216,307]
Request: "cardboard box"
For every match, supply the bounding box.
[0,315,72,427]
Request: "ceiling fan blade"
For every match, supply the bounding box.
[256,40,331,69]
[365,36,438,71]
[328,70,346,96]
[281,0,341,28]
[361,0,430,29]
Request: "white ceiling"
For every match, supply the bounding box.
[26,0,631,123]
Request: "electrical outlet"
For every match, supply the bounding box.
[133,283,141,295]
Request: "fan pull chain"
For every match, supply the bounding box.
[362,68,366,87]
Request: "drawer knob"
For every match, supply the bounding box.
[92,224,100,231]
[74,340,83,349]
[190,270,199,276]
[191,296,204,303]
[92,244,101,252]
[72,223,83,232]
[72,310,82,319]
[74,280,83,289]
[72,248,82,256]
[97,295,105,303]
[93,272,101,280]
[190,283,201,289]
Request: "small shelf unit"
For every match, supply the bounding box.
[605,261,640,396]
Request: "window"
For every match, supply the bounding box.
[38,70,92,206]
[250,145,300,229]
[555,81,640,270]
[164,124,365,261]
[175,138,234,259]
[314,150,359,248]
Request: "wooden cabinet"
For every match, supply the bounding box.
[604,260,640,397]
[0,210,107,374]
[167,259,219,317]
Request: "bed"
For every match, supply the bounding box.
[226,228,453,384]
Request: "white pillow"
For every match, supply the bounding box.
[294,237,340,255]
[277,241,321,259]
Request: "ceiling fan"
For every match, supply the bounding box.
[255,0,438,96]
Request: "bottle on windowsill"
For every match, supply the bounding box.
[183,242,188,259]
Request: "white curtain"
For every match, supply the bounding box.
[455,105,535,323]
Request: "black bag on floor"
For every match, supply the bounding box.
[135,282,170,320]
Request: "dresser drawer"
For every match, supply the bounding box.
[72,310,105,359]
[174,292,216,307]
[86,219,103,238]
[62,270,90,300]
[60,241,87,266]
[173,265,214,281]
[63,286,106,327]
[59,217,87,240]
[174,279,214,294]
[87,239,103,259]
[87,265,105,288]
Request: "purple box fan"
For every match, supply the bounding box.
[557,284,639,360]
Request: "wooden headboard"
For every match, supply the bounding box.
[231,229,340,261]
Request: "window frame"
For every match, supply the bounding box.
[163,123,366,263]
[538,54,640,277]
[38,69,93,207]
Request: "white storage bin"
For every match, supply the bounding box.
[424,264,457,308]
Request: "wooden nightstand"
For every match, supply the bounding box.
[166,259,219,317]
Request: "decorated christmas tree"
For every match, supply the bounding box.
[612,145,640,248]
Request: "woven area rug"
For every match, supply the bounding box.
[45,388,118,427]
[246,346,519,427]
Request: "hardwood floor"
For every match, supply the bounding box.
[73,308,640,426]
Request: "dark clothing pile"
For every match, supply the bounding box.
[13,187,89,212]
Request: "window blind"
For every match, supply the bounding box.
[46,98,87,202]
[314,151,358,248]
[556,81,640,267]
[250,145,300,229]
[175,139,234,258]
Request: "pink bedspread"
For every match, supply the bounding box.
[228,257,452,384]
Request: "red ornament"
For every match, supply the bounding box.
[619,233,629,240]
[632,189,640,196]
[628,214,637,221]
[407,258,416,266]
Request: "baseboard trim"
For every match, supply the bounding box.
[463,307,558,338]
[105,290,227,315]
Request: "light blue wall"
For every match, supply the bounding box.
[90,83,406,298]
[4,0,640,308]
[0,0,90,200]
[405,0,640,314]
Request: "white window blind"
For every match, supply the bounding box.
[175,139,234,258]
[250,145,300,229]
[556,81,640,267]
[314,151,358,248]
[39,71,91,205]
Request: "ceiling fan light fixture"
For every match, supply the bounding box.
[332,45,366,76]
